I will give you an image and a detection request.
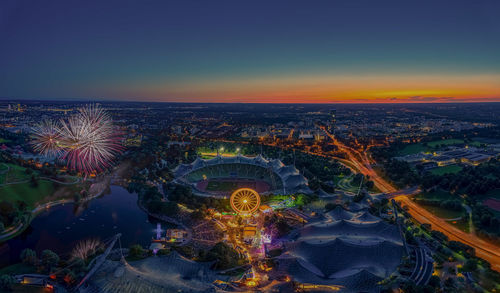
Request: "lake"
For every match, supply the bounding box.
[0,185,174,267]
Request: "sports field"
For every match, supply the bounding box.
[430,164,463,175]
[197,178,271,194]
[398,139,468,156]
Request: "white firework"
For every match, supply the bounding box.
[31,104,124,176]
[31,119,62,157]
[58,105,124,175]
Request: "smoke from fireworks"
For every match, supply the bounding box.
[31,104,124,176]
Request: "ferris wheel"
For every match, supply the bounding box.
[230,188,261,215]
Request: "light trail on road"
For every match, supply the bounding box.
[318,126,500,272]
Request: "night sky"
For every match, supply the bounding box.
[1,0,499,103]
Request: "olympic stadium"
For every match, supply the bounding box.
[173,154,310,197]
[277,206,404,293]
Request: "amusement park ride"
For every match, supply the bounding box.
[230,188,261,216]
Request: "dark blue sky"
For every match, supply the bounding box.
[1,0,499,102]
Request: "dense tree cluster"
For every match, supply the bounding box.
[128,182,179,217]
[198,242,245,270]
[382,159,420,188]
[420,160,500,195]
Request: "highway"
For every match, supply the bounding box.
[318,126,500,272]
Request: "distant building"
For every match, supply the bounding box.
[434,155,455,166]
[461,154,492,166]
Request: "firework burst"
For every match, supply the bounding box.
[71,238,102,260]
[31,104,124,176]
[31,119,62,157]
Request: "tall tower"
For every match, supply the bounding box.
[328,109,336,133]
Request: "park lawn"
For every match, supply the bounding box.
[417,189,455,201]
[0,180,55,209]
[419,204,464,220]
[427,138,464,147]
[449,217,470,233]
[397,143,429,156]
[429,164,463,176]
[0,163,32,185]
[467,140,484,147]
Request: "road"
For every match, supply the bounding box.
[318,126,500,272]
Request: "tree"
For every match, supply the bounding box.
[29,174,38,187]
[276,219,291,237]
[463,259,478,272]
[20,248,37,265]
[129,244,144,258]
[206,242,242,270]
[41,249,59,269]
[0,275,14,291]
[401,280,417,293]
[428,275,441,288]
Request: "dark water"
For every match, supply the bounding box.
[0,186,174,267]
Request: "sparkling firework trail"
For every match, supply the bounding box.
[31,119,62,157]
[71,238,102,260]
[31,104,124,176]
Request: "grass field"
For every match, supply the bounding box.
[206,180,239,191]
[0,163,81,209]
[419,204,464,220]
[398,144,429,156]
[398,138,468,156]
[0,138,11,143]
[0,180,55,209]
[449,218,470,233]
[417,189,456,201]
[430,164,463,175]
[0,163,31,184]
[427,139,464,147]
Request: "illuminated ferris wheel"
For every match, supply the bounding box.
[230,188,261,215]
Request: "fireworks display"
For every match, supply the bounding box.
[31,119,62,157]
[31,104,124,176]
[71,238,102,260]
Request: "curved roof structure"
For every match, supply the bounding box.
[281,207,403,292]
[299,219,401,244]
[174,154,310,195]
[325,206,357,221]
[89,251,226,292]
[284,239,402,279]
[281,257,385,293]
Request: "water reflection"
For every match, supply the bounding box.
[0,185,174,267]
